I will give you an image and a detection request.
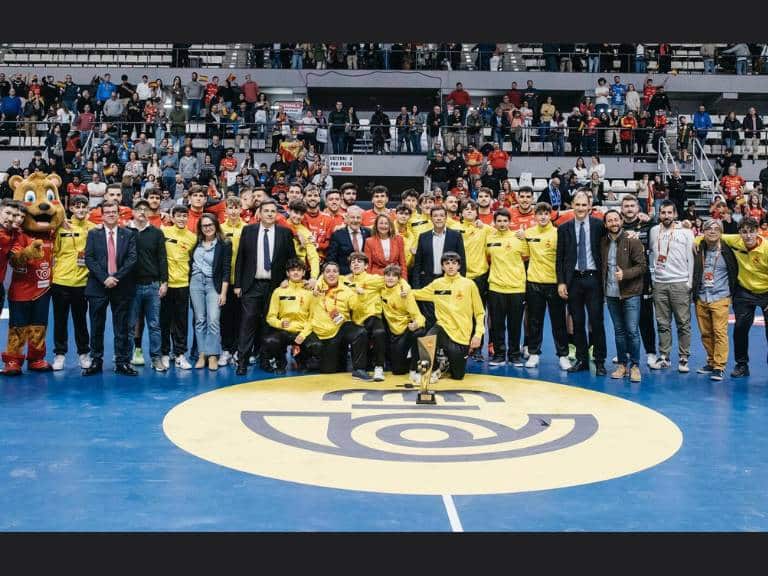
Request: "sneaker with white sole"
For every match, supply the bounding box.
[646,353,657,368]
[152,358,167,372]
[175,356,192,370]
[52,354,66,371]
[611,356,619,364]
[559,356,572,370]
[522,346,530,360]
[525,354,540,368]
[218,351,232,367]
[373,366,385,381]
[430,369,441,384]
[131,348,145,366]
[678,358,690,373]
[649,356,670,370]
[161,355,170,370]
[351,369,373,381]
[409,370,419,385]
[79,353,92,370]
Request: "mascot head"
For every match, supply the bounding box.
[9,171,66,234]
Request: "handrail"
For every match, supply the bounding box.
[656,136,676,182]
[692,136,718,202]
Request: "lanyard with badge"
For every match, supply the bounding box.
[323,287,343,325]
[703,248,720,288]
[656,228,673,270]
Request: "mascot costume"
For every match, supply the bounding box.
[2,172,66,375]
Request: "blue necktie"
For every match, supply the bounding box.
[577,221,587,272]
[263,228,271,272]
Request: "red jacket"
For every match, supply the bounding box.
[488,150,509,170]
[448,89,471,107]
[364,234,407,278]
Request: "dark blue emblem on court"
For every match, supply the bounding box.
[241,388,599,463]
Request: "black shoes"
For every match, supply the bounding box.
[115,363,138,376]
[488,355,506,366]
[567,360,589,373]
[731,364,750,378]
[82,360,103,376]
[274,367,286,375]
[595,363,607,376]
[710,369,724,381]
[236,364,248,376]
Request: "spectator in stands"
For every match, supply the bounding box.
[95,73,117,113]
[594,77,610,117]
[668,167,688,217]
[488,142,509,182]
[742,107,764,164]
[677,116,694,170]
[605,109,621,155]
[580,111,600,156]
[117,74,135,106]
[426,151,449,192]
[426,105,445,151]
[447,82,471,123]
[620,111,638,156]
[168,100,187,152]
[490,106,509,147]
[87,173,106,208]
[634,44,647,73]
[718,164,746,209]
[610,76,627,115]
[692,104,712,150]
[539,96,555,143]
[370,106,391,155]
[408,105,424,154]
[326,101,347,154]
[700,44,717,74]
[722,43,751,75]
[647,85,671,117]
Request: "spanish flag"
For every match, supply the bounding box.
[279,140,304,163]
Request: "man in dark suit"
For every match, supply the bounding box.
[234,199,296,375]
[325,205,371,275]
[556,190,607,375]
[83,200,137,376]
[413,205,466,328]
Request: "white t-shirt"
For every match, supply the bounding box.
[595,84,610,106]
[87,181,107,208]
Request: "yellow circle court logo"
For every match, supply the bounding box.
[163,374,683,495]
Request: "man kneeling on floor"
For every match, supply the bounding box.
[412,251,485,381]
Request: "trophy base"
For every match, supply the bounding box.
[416,390,437,405]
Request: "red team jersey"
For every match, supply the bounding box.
[9,232,55,302]
[303,211,336,254]
[720,175,746,200]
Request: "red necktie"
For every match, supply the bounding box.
[107,230,117,275]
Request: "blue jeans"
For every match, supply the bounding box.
[703,58,715,74]
[607,295,642,367]
[736,59,747,75]
[171,133,184,151]
[291,54,303,69]
[634,57,647,73]
[539,124,550,142]
[189,273,222,357]
[130,282,162,360]
[552,134,564,155]
[382,50,390,70]
[411,131,421,154]
[588,56,600,73]
[723,137,736,151]
[331,132,345,154]
[653,199,663,218]
[187,99,201,120]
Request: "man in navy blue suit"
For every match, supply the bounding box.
[412,205,466,328]
[556,190,607,375]
[326,205,371,275]
[83,200,137,376]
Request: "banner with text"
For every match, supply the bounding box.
[328,155,354,174]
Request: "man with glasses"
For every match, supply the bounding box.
[128,200,168,372]
[712,217,768,377]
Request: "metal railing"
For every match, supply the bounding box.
[691,137,719,201]
[656,136,677,181]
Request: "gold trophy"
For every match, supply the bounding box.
[415,335,438,405]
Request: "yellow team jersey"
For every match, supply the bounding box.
[221,218,245,285]
[458,221,490,279]
[412,273,485,345]
[162,225,197,288]
[445,216,462,231]
[53,218,96,287]
[486,228,529,293]
[524,223,559,284]
[301,283,359,340]
[717,234,768,294]
[266,280,313,334]
[341,271,385,325]
[394,221,416,268]
[380,279,425,336]
[292,223,320,279]
[409,211,433,238]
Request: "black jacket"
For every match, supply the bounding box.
[692,241,738,301]
[326,226,372,275]
[426,110,445,137]
[742,114,764,138]
[556,216,605,288]
[234,223,296,293]
[412,228,466,288]
[84,226,137,297]
[190,238,232,294]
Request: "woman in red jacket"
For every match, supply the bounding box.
[364,213,407,278]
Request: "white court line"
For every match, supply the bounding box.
[442,494,464,532]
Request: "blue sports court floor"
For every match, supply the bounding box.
[1,305,767,532]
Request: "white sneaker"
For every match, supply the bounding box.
[373,366,385,381]
[218,351,232,367]
[646,353,657,368]
[522,346,530,360]
[559,356,572,370]
[249,355,257,365]
[409,370,419,385]
[131,348,145,366]
[525,354,540,368]
[678,358,690,373]
[52,354,65,371]
[175,356,192,370]
[611,356,619,364]
[161,355,170,370]
[79,353,92,369]
[649,356,670,370]
[430,369,441,384]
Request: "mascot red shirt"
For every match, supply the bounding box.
[2,172,66,375]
